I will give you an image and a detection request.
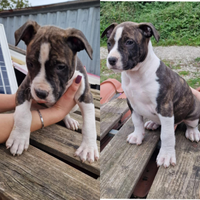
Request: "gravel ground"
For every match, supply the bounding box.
[101,46,200,62]
[100,46,200,81]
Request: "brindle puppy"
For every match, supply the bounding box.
[102,21,200,167]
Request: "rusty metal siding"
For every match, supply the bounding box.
[0,0,100,76]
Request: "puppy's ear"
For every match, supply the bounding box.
[101,23,118,39]
[15,20,40,46]
[139,23,160,42]
[66,28,93,60]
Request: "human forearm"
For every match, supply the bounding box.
[0,76,81,144]
[0,102,75,144]
[0,94,16,113]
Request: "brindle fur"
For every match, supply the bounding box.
[156,61,200,123]
[15,75,32,105]
[127,98,133,113]
[101,22,159,70]
[102,21,200,125]
[14,20,93,105]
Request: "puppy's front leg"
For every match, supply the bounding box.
[6,100,32,155]
[127,110,145,145]
[75,101,99,163]
[157,114,176,167]
[6,76,32,156]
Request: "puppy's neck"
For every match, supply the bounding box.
[126,41,160,76]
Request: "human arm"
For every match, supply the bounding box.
[0,75,82,144]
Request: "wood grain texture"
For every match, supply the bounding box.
[70,112,100,140]
[101,118,160,199]
[147,129,200,199]
[0,145,99,200]
[91,89,100,101]
[30,124,100,175]
[100,98,129,140]
[93,100,100,109]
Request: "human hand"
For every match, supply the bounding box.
[53,75,82,119]
[191,87,200,101]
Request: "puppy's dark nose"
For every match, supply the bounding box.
[35,89,49,99]
[108,57,118,66]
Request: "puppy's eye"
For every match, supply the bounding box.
[107,42,111,47]
[126,40,134,46]
[27,62,33,68]
[56,64,66,71]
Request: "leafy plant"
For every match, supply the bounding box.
[101,2,200,46]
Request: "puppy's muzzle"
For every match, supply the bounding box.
[35,89,49,99]
[108,57,118,66]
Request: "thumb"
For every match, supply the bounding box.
[62,75,82,100]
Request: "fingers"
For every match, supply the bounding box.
[53,75,82,116]
[190,87,200,100]
[62,75,82,99]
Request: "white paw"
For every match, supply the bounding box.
[74,142,99,163]
[6,129,30,156]
[157,147,176,168]
[144,120,160,130]
[185,126,200,142]
[64,117,79,131]
[127,131,144,145]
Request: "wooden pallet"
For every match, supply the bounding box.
[0,89,100,200]
[100,98,200,199]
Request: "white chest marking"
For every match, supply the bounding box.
[107,27,124,70]
[122,42,161,123]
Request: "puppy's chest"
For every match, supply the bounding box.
[122,73,160,119]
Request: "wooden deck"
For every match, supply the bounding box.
[100,98,200,199]
[0,89,100,200]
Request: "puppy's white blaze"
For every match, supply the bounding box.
[39,43,50,64]
[31,42,55,104]
[107,27,124,70]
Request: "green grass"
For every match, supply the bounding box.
[178,71,190,76]
[101,2,200,46]
[187,78,200,88]
[195,57,200,62]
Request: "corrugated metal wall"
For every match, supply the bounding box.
[0,0,100,76]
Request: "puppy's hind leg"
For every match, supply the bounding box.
[144,120,160,130]
[184,119,200,142]
[64,114,79,131]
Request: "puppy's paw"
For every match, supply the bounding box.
[74,143,99,163]
[127,131,144,145]
[64,117,79,131]
[144,120,160,130]
[156,148,176,168]
[6,129,30,156]
[185,127,200,142]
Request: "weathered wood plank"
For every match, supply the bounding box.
[30,124,100,175]
[100,98,129,140]
[0,145,99,200]
[100,118,160,199]
[91,88,100,96]
[70,112,100,140]
[147,129,200,199]
[94,99,100,109]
